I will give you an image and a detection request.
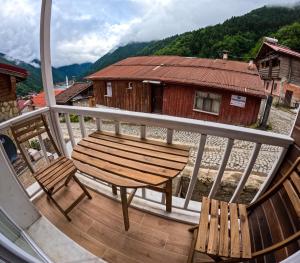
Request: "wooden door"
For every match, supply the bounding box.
[151,85,163,113]
[284,90,293,106]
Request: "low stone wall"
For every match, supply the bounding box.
[0,100,19,122]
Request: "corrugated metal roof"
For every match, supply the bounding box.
[56,82,92,104]
[87,56,265,97]
[32,90,64,107]
[264,42,300,59]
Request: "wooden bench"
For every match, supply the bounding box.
[188,157,300,263]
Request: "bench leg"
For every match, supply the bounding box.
[120,187,130,231]
[165,179,172,212]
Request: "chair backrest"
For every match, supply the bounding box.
[246,157,300,262]
[10,114,61,174]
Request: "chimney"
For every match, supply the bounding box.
[248,60,255,70]
[222,50,229,60]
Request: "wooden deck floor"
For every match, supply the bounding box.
[34,181,212,263]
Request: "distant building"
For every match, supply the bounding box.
[255,39,300,106]
[32,89,64,108]
[87,56,265,126]
[56,82,94,107]
[0,63,28,122]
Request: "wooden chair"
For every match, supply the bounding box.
[188,157,300,263]
[10,114,92,221]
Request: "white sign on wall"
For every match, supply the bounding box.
[230,95,246,108]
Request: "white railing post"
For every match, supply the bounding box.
[184,134,207,208]
[79,115,87,138]
[96,118,101,131]
[251,147,288,203]
[65,113,75,147]
[53,112,69,157]
[209,138,234,198]
[167,128,173,144]
[140,125,146,139]
[115,121,120,135]
[38,134,50,164]
[230,143,261,203]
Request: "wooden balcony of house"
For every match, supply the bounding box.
[258,66,280,79]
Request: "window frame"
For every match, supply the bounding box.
[105,82,112,97]
[193,91,221,116]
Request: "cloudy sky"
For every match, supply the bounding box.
[0,0,298,67]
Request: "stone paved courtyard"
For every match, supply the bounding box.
[60,106,296,176]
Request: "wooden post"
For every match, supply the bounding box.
[165,179,172,212]
[260,95,273,129]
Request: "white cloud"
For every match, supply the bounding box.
[0,0,299,67]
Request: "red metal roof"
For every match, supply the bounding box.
[0,63,28,79]
[264,42,300,59]
[87,56,265,97]
[32,90,64,107]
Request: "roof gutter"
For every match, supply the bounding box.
[142,80,161,85]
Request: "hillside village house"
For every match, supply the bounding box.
[87,56,265,126]
[0,63,28,122]
[56,82,94,106]
[255,39,300,106]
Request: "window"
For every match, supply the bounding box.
[194,91,221,114]
[266,82,269,90]
[128,82,133,90]
[105,82,112,97]
[273,83,278,91]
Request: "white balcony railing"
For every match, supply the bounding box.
[0,106,294,219]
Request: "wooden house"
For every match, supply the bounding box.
[255,39,300,106]
[87,56,265,126]
[0,63,28,122]
[56,82,94,107]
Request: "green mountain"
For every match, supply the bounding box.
[87,4,300,76]
[0,54,92,96]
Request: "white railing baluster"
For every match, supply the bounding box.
[140,125,146,139]
[53,112,69,157]
[38,134,49,164]
[184,134,207,209]
[251,147,288,203]
[230,143,261,203]
[96,118,101,131]
[65,113,75,147]
[79,115,87,138]
[142,188,146,198]
[209,138,234,198]
[20,144,35,173]
[167,128,173,144]
[115,121,120,135]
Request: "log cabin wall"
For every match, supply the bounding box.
[0,73,19,122]
[162,84,261,126]
[93,80,151,112]
[247,112,300,263]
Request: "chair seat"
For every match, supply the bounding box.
[195,197,251,260]
[34,156,77,191]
